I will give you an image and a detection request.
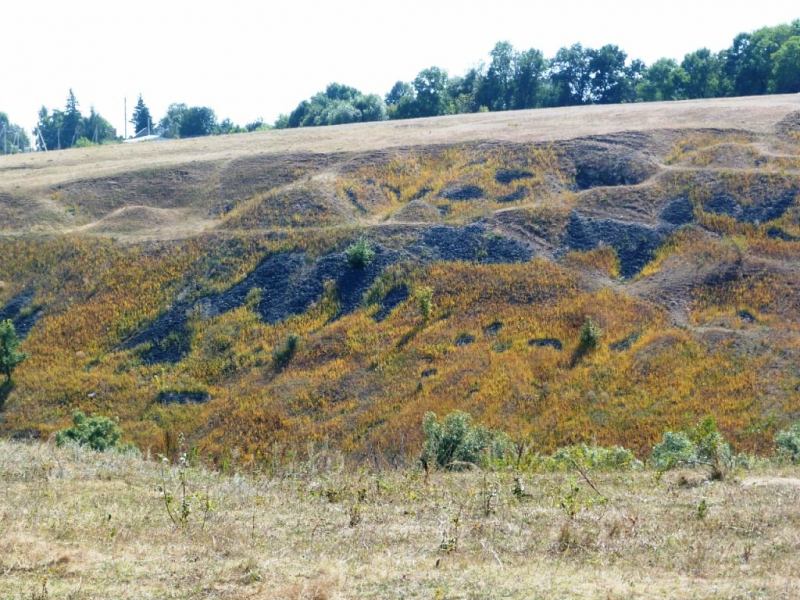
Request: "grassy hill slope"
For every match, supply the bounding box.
[1,96,799,462]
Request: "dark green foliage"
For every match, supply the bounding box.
[33,90,116,150]
[346,238,375,269]
[0,319,27,382]
[0,112,30,154]
[130,94,153,135]
[775,422,800,462]
[282,19,800,129]
[422,410,514,470]
[273,334,299,369]
[55,411,123,452]
[179,106,217,138]
[578,318,602,353]
[650,417,732,479]
[285,83,387,128]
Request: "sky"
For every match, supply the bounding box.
[1,1,798,137]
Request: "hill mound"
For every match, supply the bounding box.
[0,96,799,460]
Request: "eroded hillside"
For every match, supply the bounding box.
[1,97,799,461]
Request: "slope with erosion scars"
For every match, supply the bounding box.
[0,96,799,459]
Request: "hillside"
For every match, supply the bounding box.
[1,95,799,461]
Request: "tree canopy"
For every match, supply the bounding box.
[278,19,800,129]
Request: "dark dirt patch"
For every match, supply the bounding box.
[124,309,192,365]
[216,152,339,214]
[528,338,562,350]
[498,188,527,203]
[439,185,484,201]
[495,169,534,185]
[374,285,409,322]
[766,227,798,241]
[455,333,475,346]
[157,390,210,405]
[416,223,532,264]
[610,331,642,352]
[660,196,695,226]
[560,135,660,190]
[0,290,42,340]
[483,321,504,336]
[704,190,797,224]
[563,212,665,278]
[421,369,438,378]
[738,310,757,324]
[775,111,800,142]
[411,187,433,200]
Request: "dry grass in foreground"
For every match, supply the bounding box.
[1,439,799,599]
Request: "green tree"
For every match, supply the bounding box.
[0,112,30,154]
[55,411,122,452]
[158,103,188,138]
[479,41,517,111]
[413,66,449,117]
[179,106,217,137]
[637,58,686,102]
[513,48,547,109]
[130,94,153,136]
[83,106,116,144]
[771,36,800,93]
[61,89,84,148]
[549,44,592,106]
[680,48,721,99]
[0,319,28,382]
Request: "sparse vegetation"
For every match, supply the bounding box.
[1,437,800,599]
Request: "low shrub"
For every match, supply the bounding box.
[421,410,514,470]
[346,237,375,269]
[650,417,731,478]
[273,334,299,369]
[548,443,643,471]
[775,422,800,463]
[55,410,123,452]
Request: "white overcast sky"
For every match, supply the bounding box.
[1,1,798,136]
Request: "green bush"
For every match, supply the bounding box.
[578,317,602,352]
[650,417,731,478]
[0,319,28,382]
[775,422,800,463]
[273,334,299,369]
[55,411,123,452]
[549,443,643,471]
[422,410,514,470]
[346,238,376,269]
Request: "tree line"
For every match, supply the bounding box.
[276,19,800,128]
[0,91,267,154]
[2,20,798,154]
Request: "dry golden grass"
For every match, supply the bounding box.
[1,439,799,599]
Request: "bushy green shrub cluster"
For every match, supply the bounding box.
[55,411,124,452]
[650,417,731,477]
[775,422,800,463]
[346,238,375,269]
[421,411,514,470]
[548,443,643,471]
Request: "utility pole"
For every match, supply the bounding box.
[124,97,127,139]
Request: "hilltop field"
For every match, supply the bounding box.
[1,95,799,462]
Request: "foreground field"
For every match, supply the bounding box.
[1,440,799,599]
